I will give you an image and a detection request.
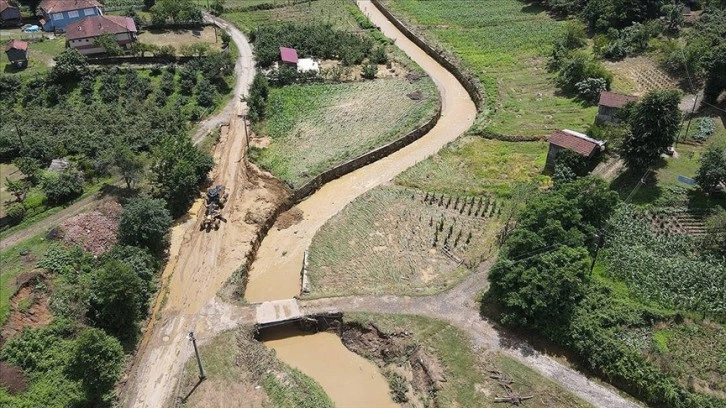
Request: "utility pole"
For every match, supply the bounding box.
[677,94,699,147]
[188,331,206,380]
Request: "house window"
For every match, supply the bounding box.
[84,8,95,16]
[53,13,63,20]
[68,10,79,18]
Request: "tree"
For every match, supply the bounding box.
[87,261,144,340]
[246,72,269,123]
[113,145,145,189]
[703,43,726,103]
[42,168,84,204]
[13,157,42,185]
[160,70,176,95]
[151,0,202,25]
[66,328,124,403]
[118,195,172,251]
[196,77,215,107]
[622,89,682,170]
[695,145,726,192]
[144,0,156,10]
[49,49,89,84]
[489,245,591,328]
[94,33,123,56]
[210,0,225,16]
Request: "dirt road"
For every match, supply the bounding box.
[120,21,291,408]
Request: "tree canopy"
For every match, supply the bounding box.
[118,195,173,251]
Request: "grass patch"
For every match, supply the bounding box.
[345,313,593,407]
[396,136,549,197]
[1,36,65,76]
[306,186,502,297]
[178,328,333,408]
[610,117,726,207]
[251,78,438,188]
[0,234,51,325]
[382,0,596,136]
[137,26,224,52]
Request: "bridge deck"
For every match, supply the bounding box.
[255,299,304,327]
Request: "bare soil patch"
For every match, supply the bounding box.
[0,274,52,347]
[604,56,679,96]
[275,206,304,231]
[138,27,222,52]
[0,361,29,395]
[58,200,122,256]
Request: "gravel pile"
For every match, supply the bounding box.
[60,201,122,256]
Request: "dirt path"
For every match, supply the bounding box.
[119,21,290,408]
[0,192,113,251]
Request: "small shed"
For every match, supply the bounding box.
[4,39,28,68]
[297,58,319,73]
[546,129,605,170]
[279,47,298,66]
[48,158,70,173]
[596,91,638,123]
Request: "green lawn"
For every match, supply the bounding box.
[251,78,438,188]
[0,234,51,325]
[1,36,65,76]
[382,0,597,137]
[345,313,593,407]
[396,136,549,197]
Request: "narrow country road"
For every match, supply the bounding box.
[0,14,242,254]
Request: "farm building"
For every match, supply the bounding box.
[38,0,103,33]
[280,46,298,66]
[545,129,605,171]
[66,15,137,55]
[4,39,28,68]
[0,0,21,26]
[596,91,638,123]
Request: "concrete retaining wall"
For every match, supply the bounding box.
[370,0,483,112]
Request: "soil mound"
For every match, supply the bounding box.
[59,201,122,255]
[0,362,28,395]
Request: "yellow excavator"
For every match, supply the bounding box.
[201,185,229,232]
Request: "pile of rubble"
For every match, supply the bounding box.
[59,201,122,256]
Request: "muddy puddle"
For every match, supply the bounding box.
[262,326,398,407]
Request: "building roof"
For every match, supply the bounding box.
[297,58,319,73]
[598,91,638,108]
[5,39,28,52]
[66,15,137,41]
[39,0,101,14]
[0,0,18,13]
[549,129,605,157]
[279,47,298,64]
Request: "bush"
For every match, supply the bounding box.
[361,62,378,80]
[42,169,84,205]
[575,77,608,103]
[5,202,26,223]
[87,260,144,340]
[118,195,172,251]
[247,72,269,123]
[556,51,613,94]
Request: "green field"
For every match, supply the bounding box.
[396,136,549,197]
[345,313,593,407]
[306,186,503,297]
[250,78,438,188]
[225,0,363,32]
[382,0,597,137]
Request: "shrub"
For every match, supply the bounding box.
[42,169,84,205]
[247,72,269,123]
[575,77,608,103]
[118,195,172,251]
[361,62,378,80]
[5,202,26,223]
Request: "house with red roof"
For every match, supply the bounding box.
[546,129,605,171]
[280,47,298,66]
[4,39,28,68]
[0,0,22,26]
[38,0,103,32]
[597,91,638,123]
[66,15,137,55]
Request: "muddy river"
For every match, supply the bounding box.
[246,1,476,406]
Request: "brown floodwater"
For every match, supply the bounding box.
[264,326,399,407]
[250,1,477,407]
